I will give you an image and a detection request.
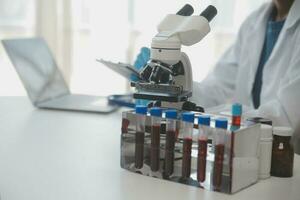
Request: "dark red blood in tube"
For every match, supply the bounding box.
[232,116,241,127]
[165,130,176,176]
[135,131,145,169]
[213,144,225,190]
[121,118,129,133]
[151,125,160,171]
[197,139,208,182]
[182,137,193,179]
[175,129,180,140]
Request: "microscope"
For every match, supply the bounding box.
[131,4,217,112]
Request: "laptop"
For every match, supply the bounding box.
[2,37,118,113]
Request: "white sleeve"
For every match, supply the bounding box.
[244,40,300,151]
[191,6,265,109]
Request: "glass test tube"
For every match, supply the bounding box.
[213,118,228,191]
[231,103,242,127]
[164,110,178,177]
[121,113,130,134]
[197,115,211,183]
[181,112,195,179]
[135,105,148,169]
[150,107,163,172]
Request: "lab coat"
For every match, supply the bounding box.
[192,0,300,152]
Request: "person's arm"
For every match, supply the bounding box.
[245,38,300,147]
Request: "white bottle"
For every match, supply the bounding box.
[258,124,273,179]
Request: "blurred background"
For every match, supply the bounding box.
[0,0,268,97]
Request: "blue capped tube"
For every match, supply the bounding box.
[165,109,178,176]
[181,112,195,179]
[213,118,228,191]
[150,107,163,172]
[197,115,211,182]
[135,105,148,169]
[198,115,211,141]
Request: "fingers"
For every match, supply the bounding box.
[141,47,150,62]
[134,59,144,69]
[134,47,150,69]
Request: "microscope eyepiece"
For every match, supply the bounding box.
[200,5,217,22]
[176,4,194,16]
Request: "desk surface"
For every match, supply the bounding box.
[0,97,299,200]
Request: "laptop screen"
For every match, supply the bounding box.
[2,38,69,105]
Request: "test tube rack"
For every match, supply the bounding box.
[120,110,261,194]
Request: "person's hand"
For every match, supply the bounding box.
[133,47,150,70]
[133,47,150,106]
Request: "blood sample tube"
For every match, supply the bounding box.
[181,112,195,179]
[150,107,163,172]
[213,118,228,191]
[135,105,147,169]
[164,109,178,177]
[122,118,130,134]
[232,103,242,127]
[197,115,211,183]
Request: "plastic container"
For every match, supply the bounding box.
[271,127,294,177]
[258,124,273,179]
[120,110,262,194]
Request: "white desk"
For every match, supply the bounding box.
[0,97,299,200]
